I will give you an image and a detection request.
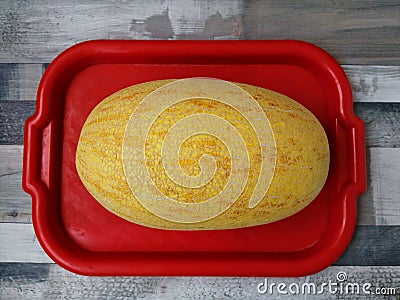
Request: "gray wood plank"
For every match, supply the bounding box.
[2,223,398,266]
[1,145,400,225]
[0,0,243,63]
[0,1,399,64]
[359,148,400,225]
[2,101,399,147]
[0,224,51,263]
[242,0,400,65]
[354,103,400,148]
[0,264,398,299]
[334,226,400,266]
[0,145,31,223]
[0,101,35,145]
[1,64,399,103]
[0,64,43,101]
[343,66,400,103]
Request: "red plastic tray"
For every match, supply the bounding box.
[23,40,366,276]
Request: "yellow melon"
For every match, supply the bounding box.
[76,78,329,230]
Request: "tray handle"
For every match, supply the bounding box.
[335,114,367,199]
[23,117,53,193]
[349,116,367,193]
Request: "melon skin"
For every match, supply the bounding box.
[76,79,329,230]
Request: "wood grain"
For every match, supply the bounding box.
[343,66,400,103]
[242,0,400,65]
[1,64,399,102]
[0,1,399,297]
[0,0,243,63]
[354,103,400,148]
[1,145,400,225]
[0,146,30,223]
[0,64,43,101]
[0,1,399,64]
[0,263,398,299]
[0,224,51,263]
[335,226,400,266]
[2,100,399,147]
[360,148,400,225]
[0,101,35,145]
[1,223,399,266]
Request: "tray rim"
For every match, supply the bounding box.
[23,40,367,276]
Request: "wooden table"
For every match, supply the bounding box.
[1,1,399,299]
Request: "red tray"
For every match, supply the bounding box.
[23,40,366,276]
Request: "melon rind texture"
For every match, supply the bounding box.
[76,79,329,230]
